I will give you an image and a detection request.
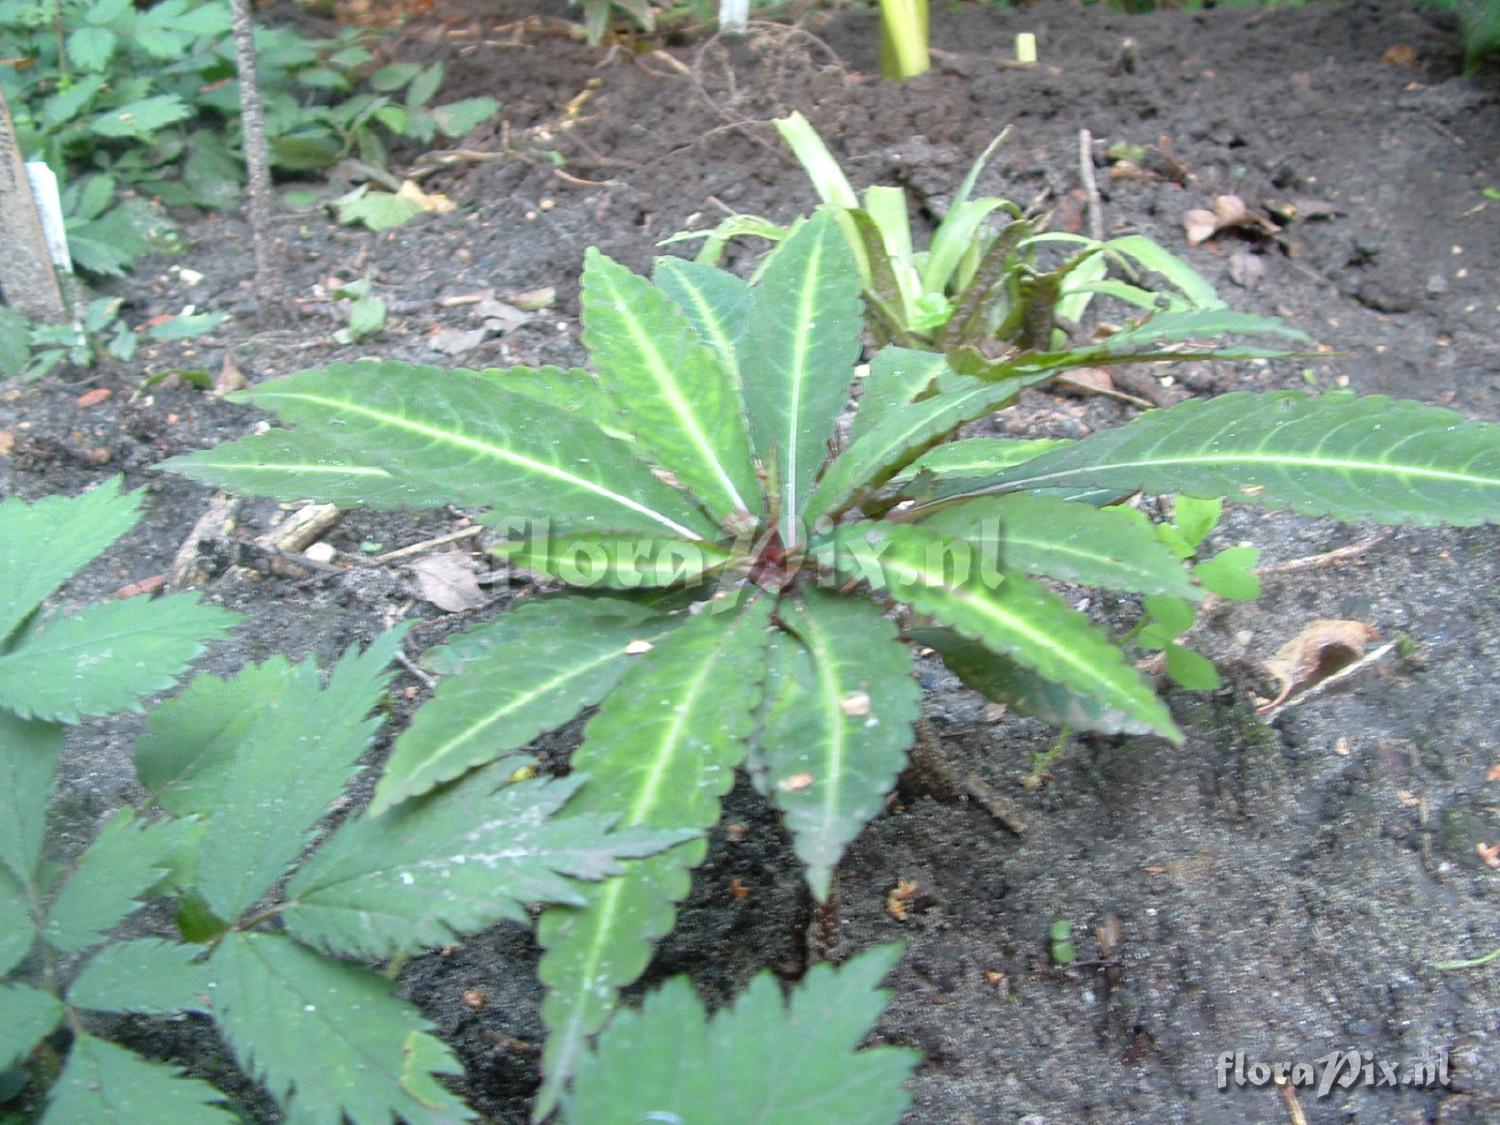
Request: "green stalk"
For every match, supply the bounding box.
[879,0,930,81]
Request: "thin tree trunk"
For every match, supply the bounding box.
[228,0,283,323]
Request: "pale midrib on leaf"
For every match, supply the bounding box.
[981,526,1169,589]
[187,460,391,479]
[995,450,1499,492]
[782,238,824,546]
[798,608,848,852]
[855,540,1163,727]
[414,646,634,785]
[550,628,731,1083]
[603,273,750,516]
[258,390,704,539]
[815,379,1016,516]
[673,276,741,384]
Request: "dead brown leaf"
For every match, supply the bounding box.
[1184,194,1281,246]
[1477,842,1500,870]
[408,551,485,612]
[1228,248,1265,290]
[214,351,247,397]
[1382,43,1418,67]
[396,178,456,214]
[885,879,919,921]
[1259,619,1380,710]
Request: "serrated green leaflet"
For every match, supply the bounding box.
[755,591,921,900]
[43,1035,236,1124]
[911,628,1165,736]
[134,658,295,817]
[0,594,240,723]
[493,530,735,589]
[535,597,773,1121]
[564,944,916,1125]
[67,939,210,1015]
[805,365,1041,523]
[915,494,1199,598]
[741,210,864,544]
[162,362,715,539]
[0,712,61,885]
[927,391,1500,526]
[284,772,691,959]
[814,523,1180,742]
[209,931,473,1124]
[652,256,750,387]
[0,477,140,645]
[1,983,62,1070]
[43,812,193,954]
[583,249,758,523]
[894,436,1071,483]
[372,598,678,814]
[194,629,405,922]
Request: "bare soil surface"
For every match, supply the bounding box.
[3,1,1499,1121]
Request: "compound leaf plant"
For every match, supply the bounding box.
[0,486,711,1121]
[164,206,1500,1114]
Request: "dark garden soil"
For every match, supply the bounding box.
[3,0,1500,1120]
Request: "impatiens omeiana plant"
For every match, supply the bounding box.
[164,207,1500,1112]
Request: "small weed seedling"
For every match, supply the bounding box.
[166,208,1500,1111]
[0,299,228,381]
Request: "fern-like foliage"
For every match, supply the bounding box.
[563,944,917,1124]
[163,205,1500,1111]
[0,478,240,723]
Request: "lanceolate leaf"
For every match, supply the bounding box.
[915,494,1199,598]
[652,257,751,388]
[754,591,921,900]
[372,598,680,814]
[1097,308,1307,353]
[912,628,1167,736]
[814,523,1180,742]
[194,629,406,923]
[926,391,1500,527]
[0,595,240,723]
[67,939,210,1015]
[535,597,773,1120]
[0,712,62,885]
[283,772,692,959]
[162,362,716,540]
[0,477,141,645]
[563,945,917,1125]
[494,531,735,590]
[44,1036,235,1124]
[893,437,1071,483]
[43,812,194,954]
[850,347,949,443]
[741,209,864,545]
[209,931,473,1124]
[1,984,62,1070]
[582,250,759,524]
[805,368,1042,523]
